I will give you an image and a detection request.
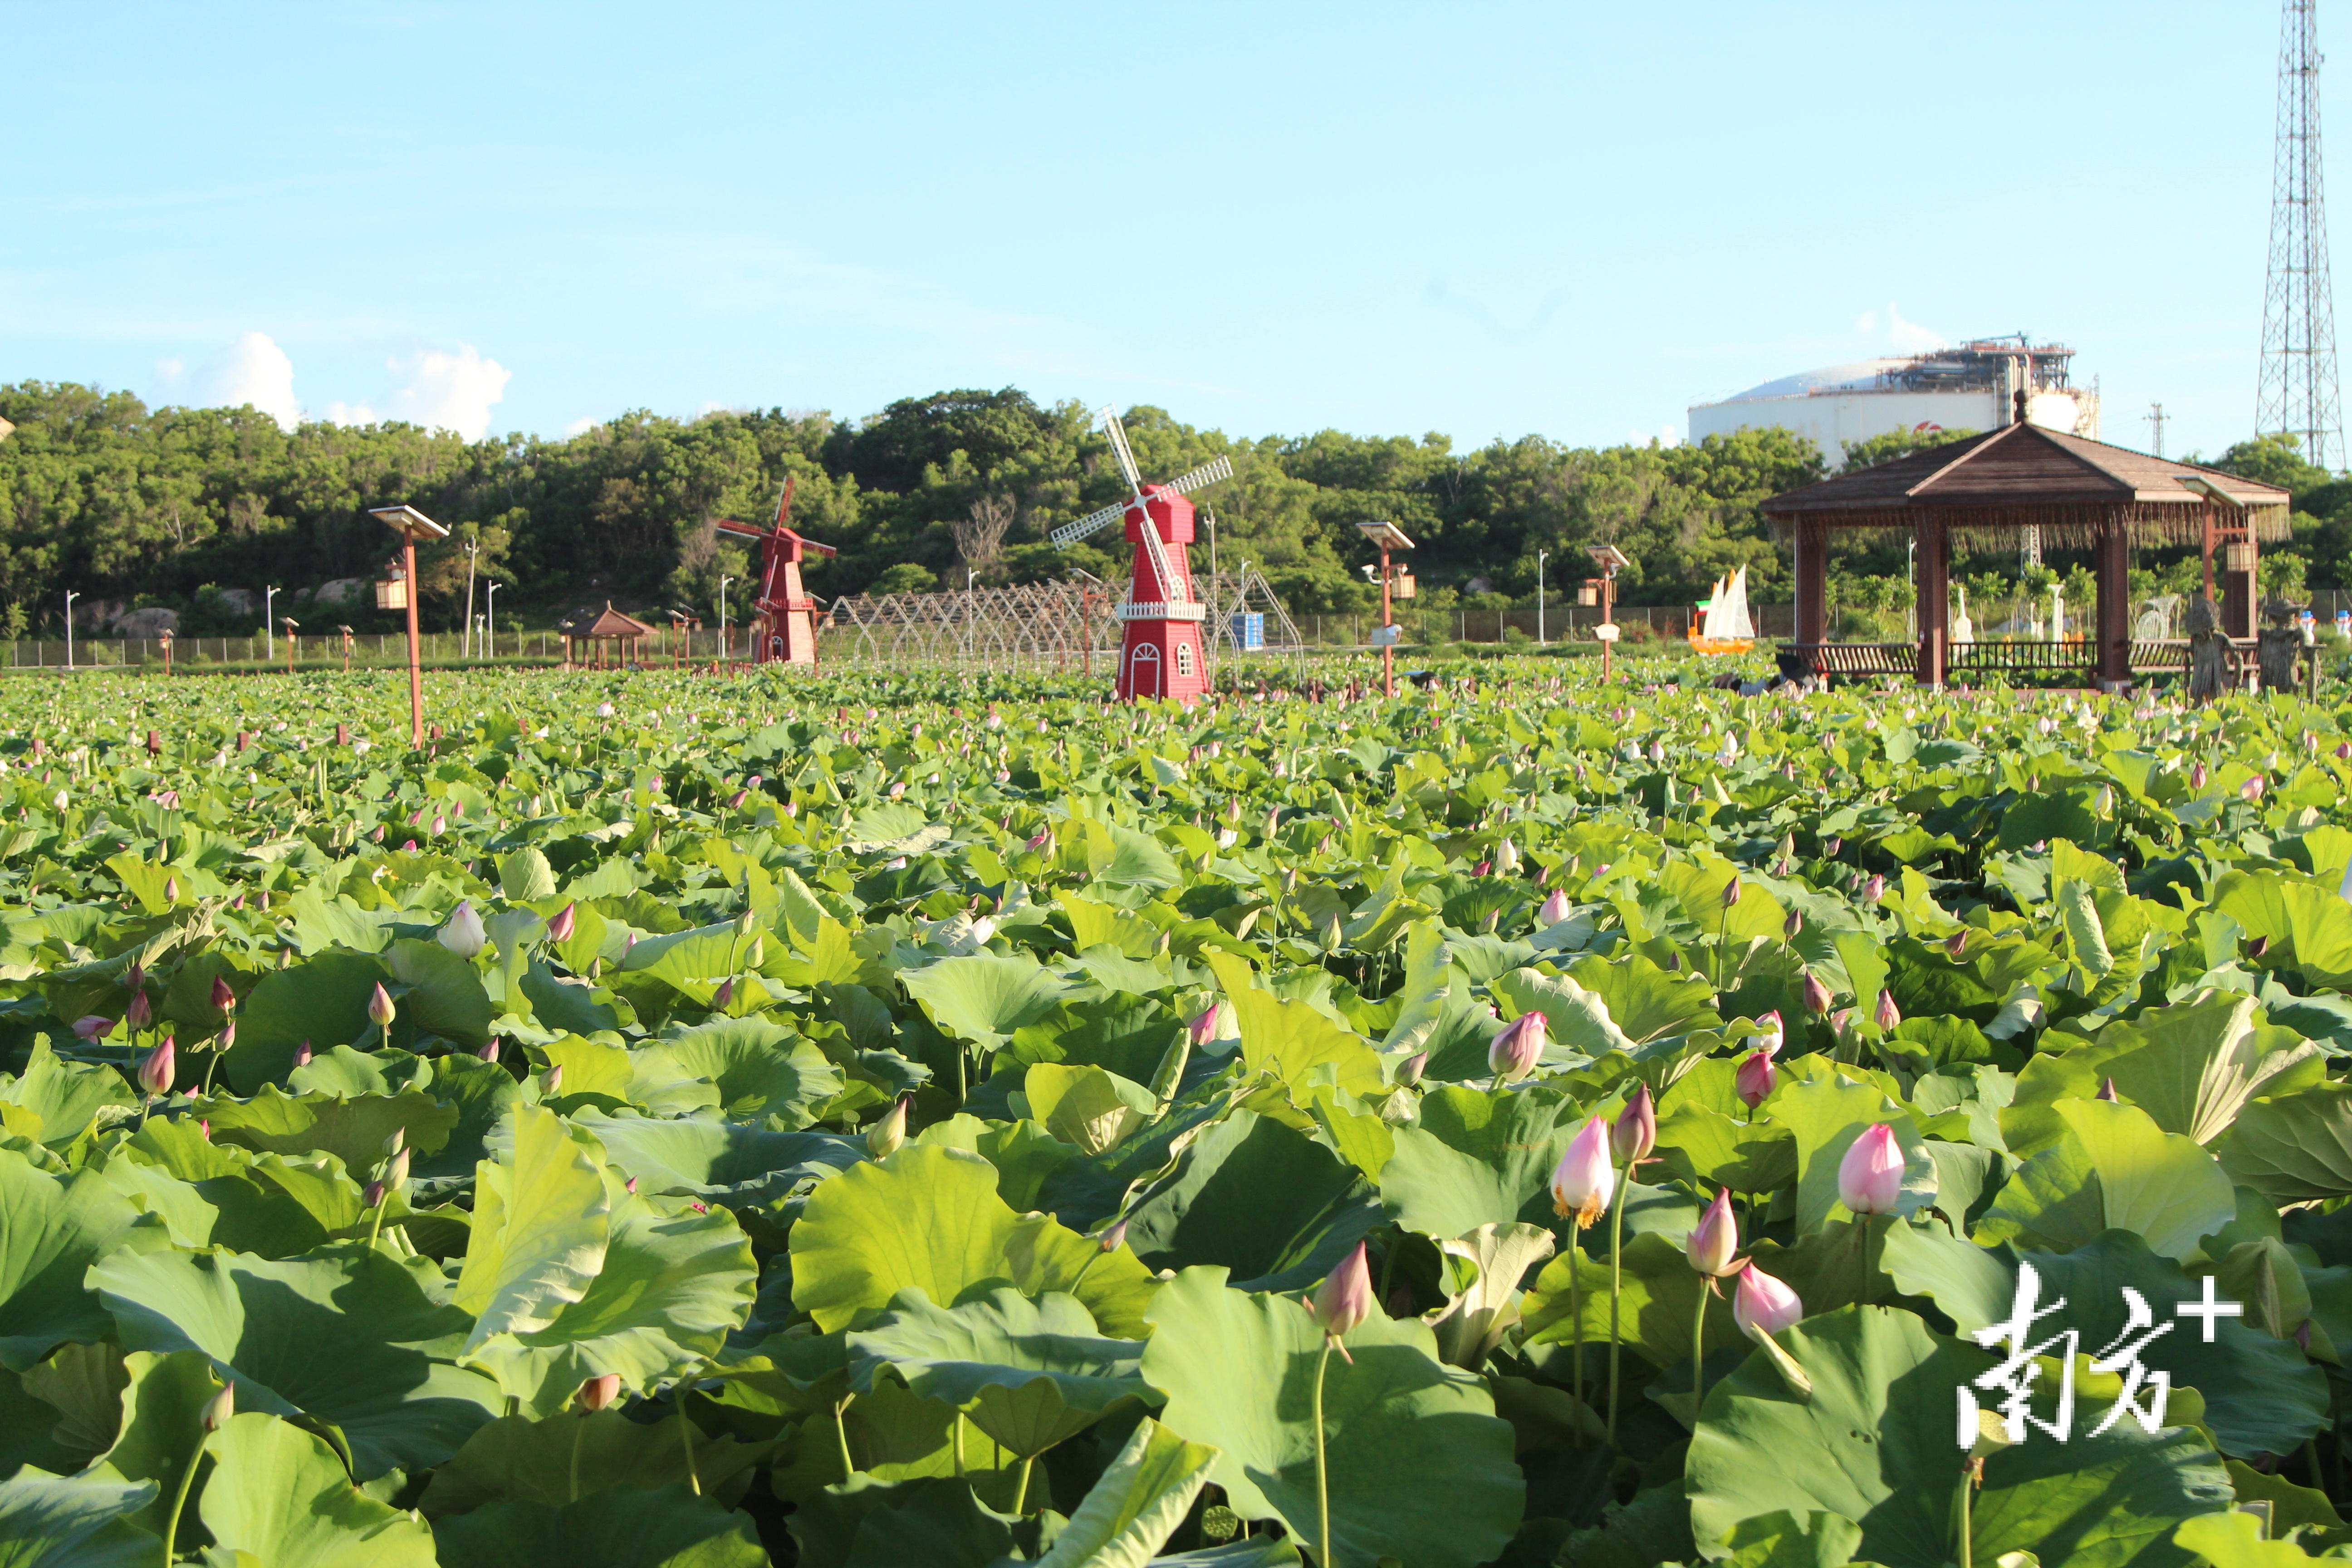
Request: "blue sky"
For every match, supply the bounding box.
[0,2,2315,459]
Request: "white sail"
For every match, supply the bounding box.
[1698,575,1727,640]
[1720,566,1754,640]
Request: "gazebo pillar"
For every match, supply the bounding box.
[2095,519,2132,689]
[1914,518,1949,686]
[1794,519,1828,648]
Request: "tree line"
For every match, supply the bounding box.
[0,380,2336,638]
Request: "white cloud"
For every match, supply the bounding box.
[1628,424,1680,448]
[564,416,600,437]
[170,332,299,431]
[325,400,378,426]
[1855,303,1945,354]
[381,344,511,440]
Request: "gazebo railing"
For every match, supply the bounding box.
[1793,638,2250,684]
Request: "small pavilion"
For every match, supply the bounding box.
[1763,399,2291,688]
[559,603,659,670]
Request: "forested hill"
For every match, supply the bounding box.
[0,381,2335,639]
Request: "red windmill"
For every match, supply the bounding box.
[1049,407,1233,702]
[715,477,837,666]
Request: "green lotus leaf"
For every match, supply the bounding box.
[789,1146,1158,1336]
[117,1121,365,1259]
[1122,1110,1383,1294]
[1654,1099,1799,1194]
[2172,1509,2314,1568]
[1022,1063,1156,1155]
[1976,1100,2236,1263]
[1520,1230,1749,1370]
[462,1191,757,1417]
[196,1413,437,1567]
[408,1051,524,1184]
[453,1103,612,1348]
[913,1115,1077,1212]
[1141,1267,1521,1568]
[417,1411,771,1518]
[89,1245,502,1480]
[284,1045,431,1098]
[0,1467,160,1568]
[848,1287,1151,1458]
[0,1368,80,1483]
[1202,951,1384,1099]
[2056,992,2325,1146]
[2210,872,2352,989]
[193,1085,456,1173]
[1766,1058,1939,1234]
[1377,1084,1582,1243]
[382,937,497,1048]
[630,1016,843,1126]
[2220,1082,2352,1204]
[1026,1417,1220,1568]
[78,1350,219,1542]
[500,848,560,903]
[1007,997,1188,1083]
[902,953,1070,1054]
[0,1044,139,1152]
[573,1108,863,1213]
[431,1482,768,1568]
[223,952,390,1092]
[1558,951,1721,1045]
[0,1149,144,1372]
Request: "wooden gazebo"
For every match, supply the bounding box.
[1763,405,2291,688]
[559,603,659,670]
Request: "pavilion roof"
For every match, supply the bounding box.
[1762,422,2292,547]
[560,602,659,638]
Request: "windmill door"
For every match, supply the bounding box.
[1129,642,1161,697]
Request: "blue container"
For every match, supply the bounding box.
[1229,612,1265,651]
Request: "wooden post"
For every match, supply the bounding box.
[1914,518,1949,687]
[1795,519,1828,648]
[2096,518,2132,689]
[404,534,423,748]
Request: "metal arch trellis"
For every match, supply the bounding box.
[817,570,1308,684]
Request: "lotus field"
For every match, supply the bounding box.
[15,663,2352,1567]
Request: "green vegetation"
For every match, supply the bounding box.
[1,659,2351,1563]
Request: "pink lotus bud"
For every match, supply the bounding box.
[1686,1188,1739,1277]
[1722,877,1742,908]
[1025,829,1053,853]
[1099,1217,1129,1253]
[363,1180,386,1208]
[137,1037,175,1097]
[746,774,763,790]
[1735,1048,1777,1109]
[1874,989,1901,1031]
[199,1119,210,1139]
[1396,1051,1428,1088]
[1800,970,1833,1014]
[1945,929,1968,960]
[1612,1083,1656,1165]
[1488,1010,1545,1083]
[217,1020,235,1051]
[1862,874,1886,904]
[576,1374,622,1412]
[2243,775,2266,802]
[624,1176,638,1194]
[201,1381,235,1432]
[1732,1262,1803,1338]
[2250,934,2272,960]
[728,790,749,809]
[542,1064,564,1095]
[1471,859,1493,879]
[402,840,417,853]
[1838,1123,1905,1216]
[867,1094,910,1159]
[1549,1117,1616,1229]
[1783,909,1803,939]
[1755,1009,1784,1058]
[292,1039,313,1068]
[72,1015,114,1041]
[478,1037,500,1061]
[126,989,153,1032]
[2097,1077,2119,1102]
[431,815,446,837]
[1537,888,1573,926]
[1312,1241,1374,1341]
[711,976,735,1009]
[1190,1005,1223,1049]
[690,1200,708,1214]
[2191,761,2209,790]
[366,983,396,1029]
[547,903,577,943]
[1824,837,1841,858]
[383,1147,410,1192]
[211,975,237,1013]
[439,900,486,958]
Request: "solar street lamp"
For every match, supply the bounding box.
[368,505,450,747]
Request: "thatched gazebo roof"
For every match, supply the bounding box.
[1763,422,2292,549]
[559,603,659,639]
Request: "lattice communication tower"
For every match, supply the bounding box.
[2259,0,2346,470]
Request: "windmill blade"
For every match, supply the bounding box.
[1095,406,1145,495]
[1049,499,1130,550]
[1159,455,1233,496]
[713,518,770,541]
[773,474,797,530]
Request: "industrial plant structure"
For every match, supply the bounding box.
[1688,338,2101,469]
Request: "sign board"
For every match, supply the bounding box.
[1593,623,1621,642]
[1370,624,1403,647]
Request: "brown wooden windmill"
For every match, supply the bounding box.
[714,478,836,666]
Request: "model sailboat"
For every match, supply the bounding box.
[1687,564,1756,654]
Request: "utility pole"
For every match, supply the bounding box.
[64,589,78,671]
[486,581,500,659]
[461,538,478,658]
[264,585,277,660]
[2260,0,2345,469]
[1536,548,1548,646]
[718,576,734,668]
[2144,402,2168,458]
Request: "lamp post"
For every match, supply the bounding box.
[485,581,500,659]
[264,586,278,660]
[1536,548,1549,646]
[1354,521,1417,700]
[64,589,79,671]
[460,539,479,659]
[368,506,451,748]
[718,576,734,669]
[1587,544,1629,682]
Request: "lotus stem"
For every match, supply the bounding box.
[953,1412,966,1478]
[1957,1464,1976,1568]
[834,1395,857,1478]
[1011,1453,1035,1516]
[1312,1338,1336,1568]
[1691,1274,1710,1418]
[679,1397,701,1496]
[1607,1175,1626,1444]
[1569,1224,1586,1440]
[162,1437,208,1558]
[568,1412,587,1504]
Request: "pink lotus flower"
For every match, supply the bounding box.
[1313,1241,1375,1347]
[1395,1051,1428,1088]
[367,983,397,1029]
[1754,1009,1784,1058]
[1686,1188,1739,1277]
[1488,1010,1545,1084]
[1549,1117,1615,1228]
[1732,1262,1803,1338]
[71,1015,114,1042]
[125,989,152,1032]
[2191,761,2209,790]
[547,903,577,943]
[211,975,237,1013]
[1800,970,1833,1015]
[1838,1123,1905,1216]
[542,1064,564,1094]
[1190,1005,1224,1049]
[1612,1083,1656,1165]
[292,1039,313,1068]
[137,1037,175,1097]
[1945,930,1969,960]
[576,1374,622,1412]
[1874,989,1902,1031]
[1735,1048,1776,1109]
[1862,874,1886,904]
[2243,775,2266,802]
[1537,888,1573,926]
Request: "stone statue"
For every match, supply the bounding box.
[2258,594,2307,696]
[2187,593,2228,705]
